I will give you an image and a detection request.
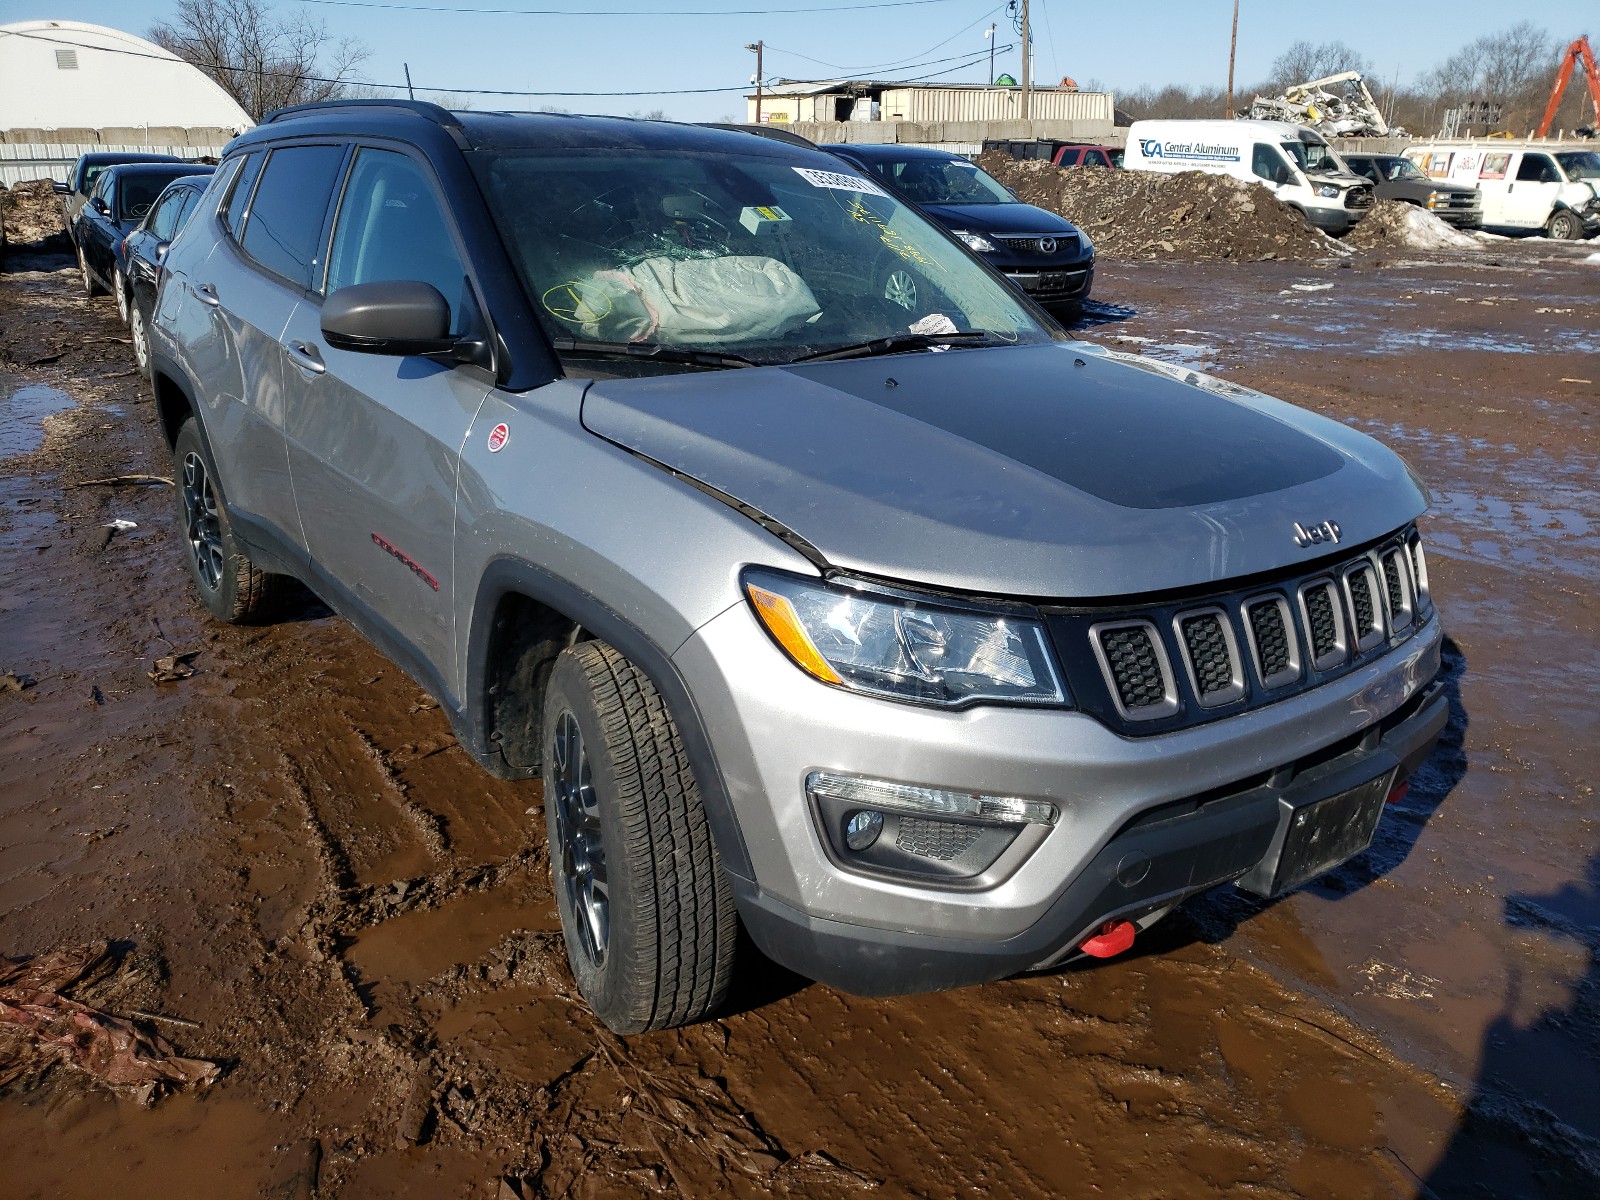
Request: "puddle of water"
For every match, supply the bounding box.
[0,384,74,458]
[345,886,559,992]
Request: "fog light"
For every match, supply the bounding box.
[807,771,1058,826]
[844,809,883,850]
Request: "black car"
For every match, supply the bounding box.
[824,143,1094,318]
[122,174,215,378]
[1340,153,1483,228]
[72,162,212,316]
[53,152,182,239]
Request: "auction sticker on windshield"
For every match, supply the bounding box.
[793,167,890,197]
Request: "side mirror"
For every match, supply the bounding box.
[322,280,457,356]
[91,196,110,215]
[155,242,171,262]
[52,180,70,195]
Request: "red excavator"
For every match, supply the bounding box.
[1534,36,1600,138]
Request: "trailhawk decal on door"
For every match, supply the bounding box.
[371,532,440,591]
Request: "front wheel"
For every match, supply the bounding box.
[172,419,285,623]
[1546,209,1583,240]
[129,300,151,379]
[881,264,920,311]
[78,246,106,297]
[542,640,737,1033]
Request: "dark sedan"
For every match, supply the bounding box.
[72,162,213,315]
[121,174,215,378]
[824,143,1094,318]
[53,151,182,237]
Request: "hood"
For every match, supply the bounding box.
[917,201,1080,237]
[581,341,1426,599]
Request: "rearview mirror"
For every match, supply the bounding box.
[322,280,456,356]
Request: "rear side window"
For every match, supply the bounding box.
[223,153,265,235]
[326,148,468,327]
[239,145,347,290]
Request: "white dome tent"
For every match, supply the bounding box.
[0,19,251,184]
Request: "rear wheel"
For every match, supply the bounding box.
[172,419,284,623]
[114,267,130,323]
[1546,209,1583,240]
[542,640,737,1033]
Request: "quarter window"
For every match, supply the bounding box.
[326,148,468,328]
[239,145,347,290]
[223,152,264,236]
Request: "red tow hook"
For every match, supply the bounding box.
[1079,920,1136,959]
[1386,780,1411,806]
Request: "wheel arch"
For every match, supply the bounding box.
[465,557,754,882]
[152,364,197,451]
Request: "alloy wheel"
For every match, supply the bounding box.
[551,710,608,966]
[115,270,129,322]
[130,305,149,374]
[884,268,918,310]
[180,451,225,592]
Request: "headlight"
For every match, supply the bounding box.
[744,570,1068,708]
[1427,190,1447,207]
[952,229,997,253]
[1316,184,1340,198]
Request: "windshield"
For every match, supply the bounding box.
[1280,140,1342,175]
[1555,151,1600,181]
[860,155,1014,205]
[477,148,1053,372]
[1382,157,1425,181]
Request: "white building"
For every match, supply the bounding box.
[0,19,252,141]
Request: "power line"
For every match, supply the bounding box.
[0,26,1010,99]
[296,0,967,15]
[764,2,1002,76]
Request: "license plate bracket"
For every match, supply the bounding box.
[1238,765,1396,898]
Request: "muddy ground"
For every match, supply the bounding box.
[2,235,1598,1199]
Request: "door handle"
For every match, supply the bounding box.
[286,340,326,375]
[195,282,220,307]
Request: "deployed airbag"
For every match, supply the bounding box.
[578,255,821,345]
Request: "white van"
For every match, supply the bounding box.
[1125,119,1374,234]
[1402,143,1600,239]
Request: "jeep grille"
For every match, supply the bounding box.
[1044,527,1430,736]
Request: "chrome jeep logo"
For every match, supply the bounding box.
[1293,519,1342,548]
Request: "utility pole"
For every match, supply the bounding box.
[745,41,764,123]
[1225,0,1239,118]
[1020,0,1031,120]
[986,23,996,86]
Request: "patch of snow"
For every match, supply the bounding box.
[1395,207,1481,251]
[1586,252,1600,264]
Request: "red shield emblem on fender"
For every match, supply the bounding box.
[487,423,509,453]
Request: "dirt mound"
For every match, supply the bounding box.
[1342,198,1482,252]
[976,153,1340,262]
[0,180,72,260]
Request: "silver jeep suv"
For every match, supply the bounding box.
[149,102,1446,1032]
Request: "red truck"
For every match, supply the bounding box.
[982,140,1123,168]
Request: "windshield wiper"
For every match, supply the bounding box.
[550,337,758,369]
[788,331,993,364]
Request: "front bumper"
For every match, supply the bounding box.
[675,602,1444,993]
[1303,205,1357,234]
[1001,261,1094,307]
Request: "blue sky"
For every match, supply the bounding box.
[4,0,1560,120]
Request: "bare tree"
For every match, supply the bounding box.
[1419,23,1561,132]
[627,107,669,121]
[1266,40,1375,90]
[150,0,370,122]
